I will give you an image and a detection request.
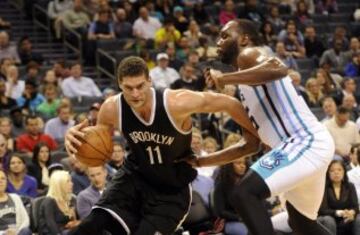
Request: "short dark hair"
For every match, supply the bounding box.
[25,115,38,125]
[235,19,263,46]
[70,61,82,69]
[337,106,350,114]
[117,56,149,82]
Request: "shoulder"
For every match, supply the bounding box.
[25,175,38,185]
[237,47,269,70]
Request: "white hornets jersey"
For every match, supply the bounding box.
[238,76,326,148]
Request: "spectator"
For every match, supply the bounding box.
[203,136,218,154]
[39,170,79,235]
[214,158,249,235]
[345,53,360,77]
[77,166,108,219]
[0,169,31,235]
[196,36,218,61]
[266,5,284,34]
[87,102,100,126]
[320,39,347,74]
[294,0,313,28]
[61,62,102,98]
[275,41,298,70]
[16,79,45,113]
[0,117,15,152]
[342,94,359,121]
[166,45,183,71]
[87,8,115,41]
[260,21,277,50]
[53,59,71,80]
[304,25,325,59]
[219,0,236,26]
[145,1,164,22]
[328,26,349,51]
[192,2,209,25]
[16,115,58,156]
[238,0,264,24]
[149,53,180,90]
[0,58,13,80]
[171,63,202,91]
[6,154,37,198]
[191,128,205,156]
[304,78,323,107]
[289,70,306,97]
[62,0,90,34]
[176,37,191,61]
[173,6,188,33]
[17,36,44,65]
[5,65,24,100]
[343,37,360,66]
[316,0,338,14]
[324,106,360,159]
[183,20,203,49]
[139,50,156,70]
[0,31,20,63]
[44,104,74,140]
[321,96,337,122]
[315,67,342,98]
[348,147,360,200]
[133,6,162,40]
[0,77,16,110]
[36,83,61,119]
[27,143,51,195]
[154,18,181,49]
[278,20,306,58]
[0,17,11,30]
[107,142,125,172]
[114,8,133,39]
[47,0,73,20]
[0,133,11,171]
[341,78,359,103]
[69,157,90,195]
[21,61,40,82]
[318,160,358,235]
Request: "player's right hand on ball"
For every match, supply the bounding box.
[65,119,89,155]
[204,68,224,91]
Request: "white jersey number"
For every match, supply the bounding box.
[146,146,163,164]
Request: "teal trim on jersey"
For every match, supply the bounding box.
[251,80,315,180]
[253,87,284,141]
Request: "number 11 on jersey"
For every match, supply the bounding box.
[146,146,163,164]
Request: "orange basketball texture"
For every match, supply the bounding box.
[75,125,113,167]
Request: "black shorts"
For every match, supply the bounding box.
[94,167,191,235]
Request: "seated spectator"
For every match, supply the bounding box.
[294,0,313,28]
[17,36,44,65]
[0,133,11,171]
[183,20,203,49]
[61,62,102,98]
[87,8,115,41]
[260,21,277,50]
[36,83,61,119]
[114,8,133,39]
[275,41,298,70]
[0,58,13,80]
[304,25,325,59]
[6,154,37,198]
[196,36,218,61]
[321,96,337,122]
[321,38,348,74]
[27,143,51,195]
[176,37,191,61]
[316,0,338,14]
[191,128,206,156]
[0,31,20,63]
[238,0,264,24]
[62,0,90,35]
[324,106,360,159]
[0,117,15,152]
[342,94,359,121]
[145,1,164,23]
[278,20,306,58]
[149,53,180,90]
[139,50,156,70]
[348,147,360,199]
[39,170,79,235]
[69,157,90,195]
[219,0,236,26]
[266,5,284,34]
[289,70,306,97]
[154,18,181,49]
[171,63,202,91]
[203,136,218,155]
[21,61,40,82]
[107,142,125,172]
[53,59,71,81]
[0,18,11,30]
[214,158,249,235]
[5,65,24,100]
[173,6,188,33]
[328,26,349,52]
[44,104,74,140]
[133,6,162,40]
[345,52,360,77]
[165,45,183,71]
[16,79,45,113]
[343,37,360,66]
[16,115,58,156]
[318,160,358,235]
[304,78,324,107]
[0,169,31,235]
[0,77,16,110]
[48,0,73,38]
[315,67,342,98]
[341,78,360,104]
[87,102,100,126]
[77,166,107,219]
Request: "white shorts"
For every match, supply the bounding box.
[251,130,334,220]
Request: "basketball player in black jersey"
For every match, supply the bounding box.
[65,56,260,235]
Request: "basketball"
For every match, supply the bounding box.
[75,125,113,167]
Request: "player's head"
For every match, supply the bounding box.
[117,56,152,109]
[217,19,262,64]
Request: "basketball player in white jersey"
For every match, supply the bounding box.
[195,19,335,235]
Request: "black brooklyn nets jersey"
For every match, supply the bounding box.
[118,88,197,189]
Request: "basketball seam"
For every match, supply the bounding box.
[92,128,111,154]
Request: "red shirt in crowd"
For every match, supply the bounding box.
[16,133,58,153]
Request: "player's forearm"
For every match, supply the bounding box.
[219,58,288,86]
[197,141,259,167]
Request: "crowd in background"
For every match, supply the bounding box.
[1,0,360,234]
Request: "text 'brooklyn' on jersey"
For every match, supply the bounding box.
[117,88,197,189]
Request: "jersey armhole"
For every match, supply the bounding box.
[117,94,122,134]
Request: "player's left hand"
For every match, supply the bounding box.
[204,68,224,91]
